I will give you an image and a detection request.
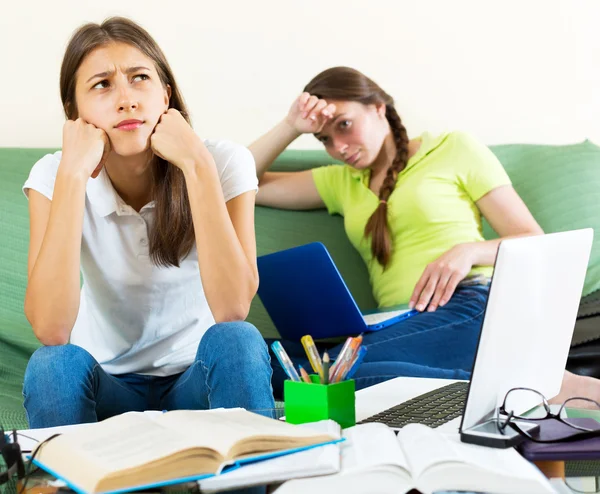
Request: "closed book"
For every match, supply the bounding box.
[519,417,600,461]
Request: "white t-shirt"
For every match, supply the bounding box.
[23,139,258,377]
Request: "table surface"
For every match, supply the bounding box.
[15,375,600,493]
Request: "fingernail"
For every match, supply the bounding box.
[323,110,330,116]
[310,115,316,121]
[408,301,415,309]
[417,305,424,312]
[428,306,436,312]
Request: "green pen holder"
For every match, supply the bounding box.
[284,375,356,429]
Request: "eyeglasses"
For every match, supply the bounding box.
[497,387,600,443]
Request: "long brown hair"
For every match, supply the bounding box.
[304,67,409,267]
[60,16,194,267]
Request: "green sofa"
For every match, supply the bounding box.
[1,141,600,431]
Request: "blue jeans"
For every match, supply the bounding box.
[268,285,489,398]
[23,321,275,429]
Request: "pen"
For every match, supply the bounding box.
[298,365,312,383]
[271,341,301,382]
[329,337,353,378]
[332,335,363,383]
[301,335,323,378]
[322,352,330,385]
[347,334,363,364]
[341,346,367,381]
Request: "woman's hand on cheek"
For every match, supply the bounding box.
[60,118,111,180]
[150,109,213,173]
[409,243,476,312]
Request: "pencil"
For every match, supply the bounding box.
[298,365,312,383]
[322,352,330,385]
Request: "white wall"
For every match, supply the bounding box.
[0,0,598,149]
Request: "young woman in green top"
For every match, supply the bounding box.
[249,66,598,402]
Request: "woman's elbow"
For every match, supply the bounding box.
[522,225,544,237]
[36,333,70,346]
[29,321,71,346]
[24,298,72,346]
[213,303,251,323]
[213,279,257,323]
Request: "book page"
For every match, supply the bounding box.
[397,424,466,479]
[399,424,553,491]
[200,421,341,492]
[19,423,93,453]
[155,409,338,459]
[19,411,164,453]
[422,437,554,493]
[270,424,413,494]
[299,419,342,437]
[441,433,552,480]
[200,444,340,493]
[274,469,409,494]
[34,412,218,493]
[38,412,204,473]
[341,423,409,474]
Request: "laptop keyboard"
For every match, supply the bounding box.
[358,381,469,429]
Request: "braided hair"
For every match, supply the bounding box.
[304,67,410,267]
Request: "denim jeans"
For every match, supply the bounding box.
[268,285,489,398]
[23,321,275,429]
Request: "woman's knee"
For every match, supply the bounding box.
[199,321,270,370]
[24,344,96,393]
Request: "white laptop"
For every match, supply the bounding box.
[359,229,594,447]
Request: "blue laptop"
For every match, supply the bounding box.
[257,242,418,340]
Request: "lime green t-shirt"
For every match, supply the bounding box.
[311,131,512,308]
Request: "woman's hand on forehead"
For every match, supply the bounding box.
[285,92,337,135]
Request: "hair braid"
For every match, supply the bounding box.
[363,105,409,267]
[303,66,410,267]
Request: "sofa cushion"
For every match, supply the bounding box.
[0,149,54,429]
[482,140,600,298]
[2,140,599,428]
[250,141,600,339]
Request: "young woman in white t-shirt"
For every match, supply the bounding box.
[22,17,275,428]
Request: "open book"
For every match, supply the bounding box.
[31,409,340,494]
[275,423,554,494]
[199,420,342,493]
